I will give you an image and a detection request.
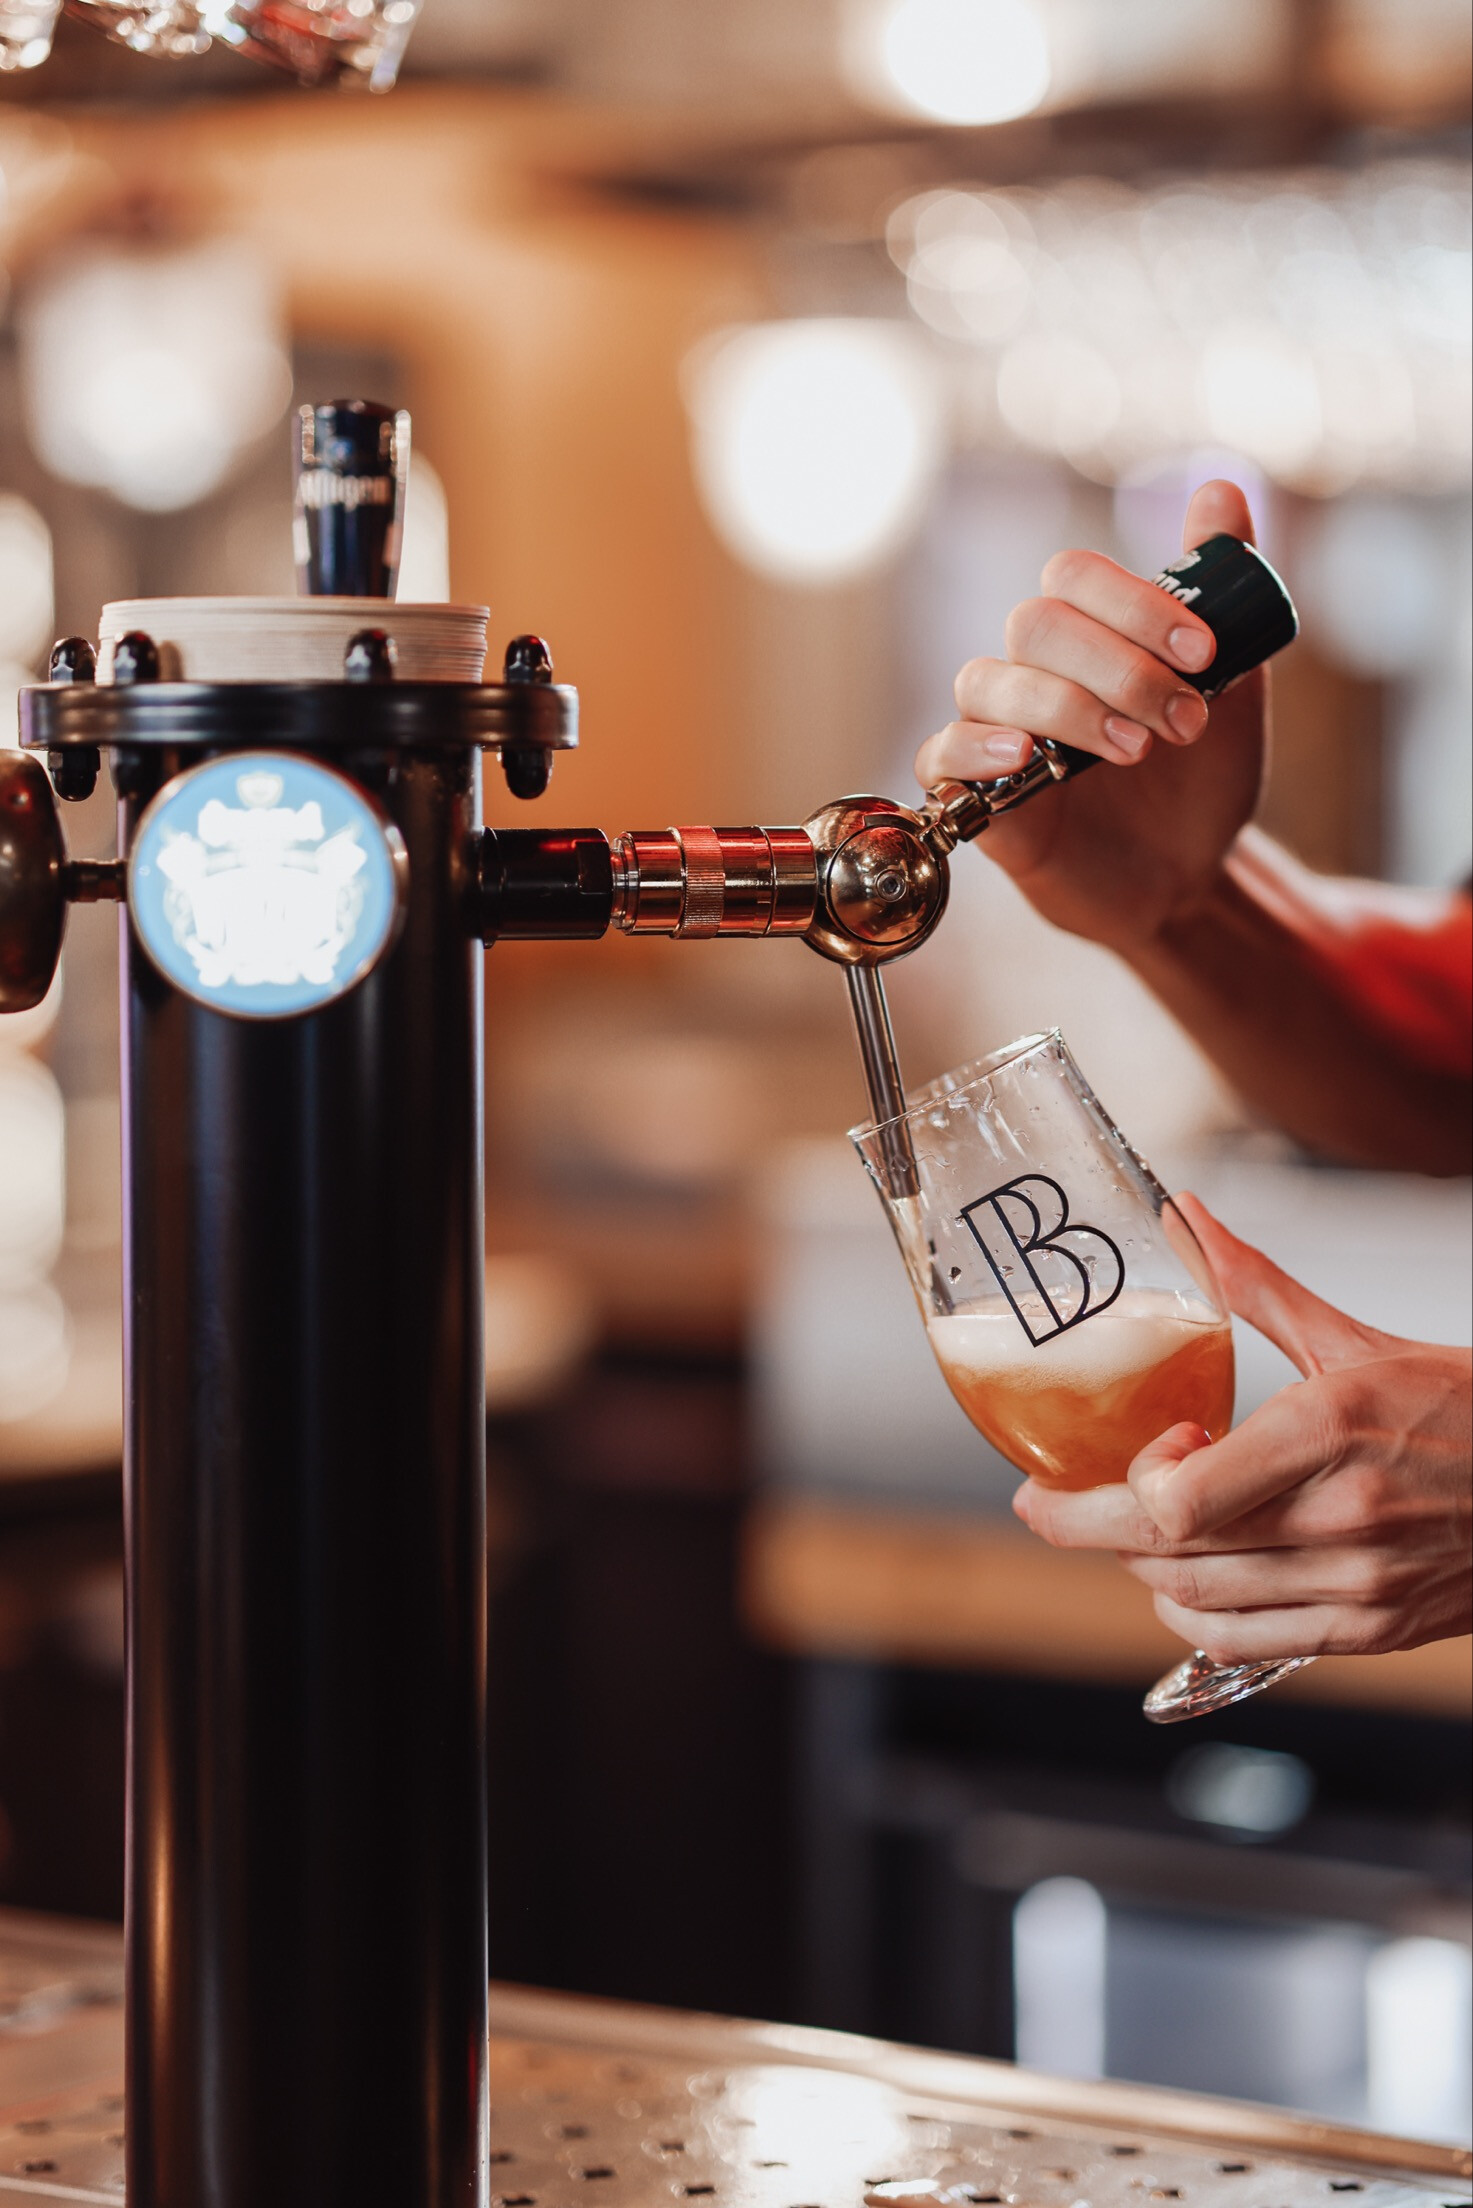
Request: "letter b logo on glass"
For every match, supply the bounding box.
[960,1174,1124,1347]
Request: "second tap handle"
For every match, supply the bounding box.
[294,400,411,598]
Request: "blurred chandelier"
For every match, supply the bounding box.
[0,0,421,84]
[888,159,1471,496]
[19,237,292,511]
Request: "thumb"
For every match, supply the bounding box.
[1125,1420,1213,1529]
[1172,1191,1382,1377]
[1184,478,1257,552]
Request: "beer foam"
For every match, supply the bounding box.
[928,1289,1225,1393]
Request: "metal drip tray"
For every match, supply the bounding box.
[0,1913,1465,2207]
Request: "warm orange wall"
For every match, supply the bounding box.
[56,87,773,836]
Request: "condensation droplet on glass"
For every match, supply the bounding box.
[949,1266,961,1281]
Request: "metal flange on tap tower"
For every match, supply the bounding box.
[0,397,1295,2205]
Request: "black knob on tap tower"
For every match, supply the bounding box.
[500,633,557,799]
[294,398,410,598]
[45,636,99,802]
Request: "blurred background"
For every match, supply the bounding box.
[0,0,1468,2146]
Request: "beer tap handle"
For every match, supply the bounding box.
[922,532,1298,852]
[827,535,1297,1187]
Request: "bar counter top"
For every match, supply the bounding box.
[742,1498,1473,1718]
[0,1909,1465,2204]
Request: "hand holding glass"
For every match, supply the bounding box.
[852,1031,1313,1721]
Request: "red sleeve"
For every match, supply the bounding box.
[1342,893,1473,1081]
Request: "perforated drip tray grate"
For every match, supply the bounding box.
[0,1916,1466,2208]
[0,2094,126,2200]
[476,1990,1471,2208]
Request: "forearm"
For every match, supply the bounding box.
[1129,829,1473,1175]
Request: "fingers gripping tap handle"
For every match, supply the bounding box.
[929,533,1299,845]
[846,535,1296,1196]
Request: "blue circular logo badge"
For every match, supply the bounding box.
[128,752,407,1019]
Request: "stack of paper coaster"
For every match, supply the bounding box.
[96,599,490,684]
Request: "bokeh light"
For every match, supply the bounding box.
[685,318,945,584]
[20,239,292,512]
[397,454,452,603]
[867,0,1051,125]
[886,160,1471,492]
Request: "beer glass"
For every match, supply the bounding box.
[851,1031,1314,1721]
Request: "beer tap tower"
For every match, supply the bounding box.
[0,404,1295,2208]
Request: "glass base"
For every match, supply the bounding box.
[1143,1648,1317,1723]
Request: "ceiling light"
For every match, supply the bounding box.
[851,0,1051,126]
[19,238,291,513]
[685,319,945,586]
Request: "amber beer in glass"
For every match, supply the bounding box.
[927,1290,1235,1494]
[852,1031,1310,1720]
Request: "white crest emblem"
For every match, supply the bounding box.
[128,752,404,1018]
[155,770,370,991]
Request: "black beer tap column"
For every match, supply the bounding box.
[7,384,588,2195]
[117,697,490,2205]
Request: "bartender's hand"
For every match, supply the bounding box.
[913,480,1266,954]
[1013,1196,1473,1660]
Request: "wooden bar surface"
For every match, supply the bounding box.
[742,1498,1473,1716]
